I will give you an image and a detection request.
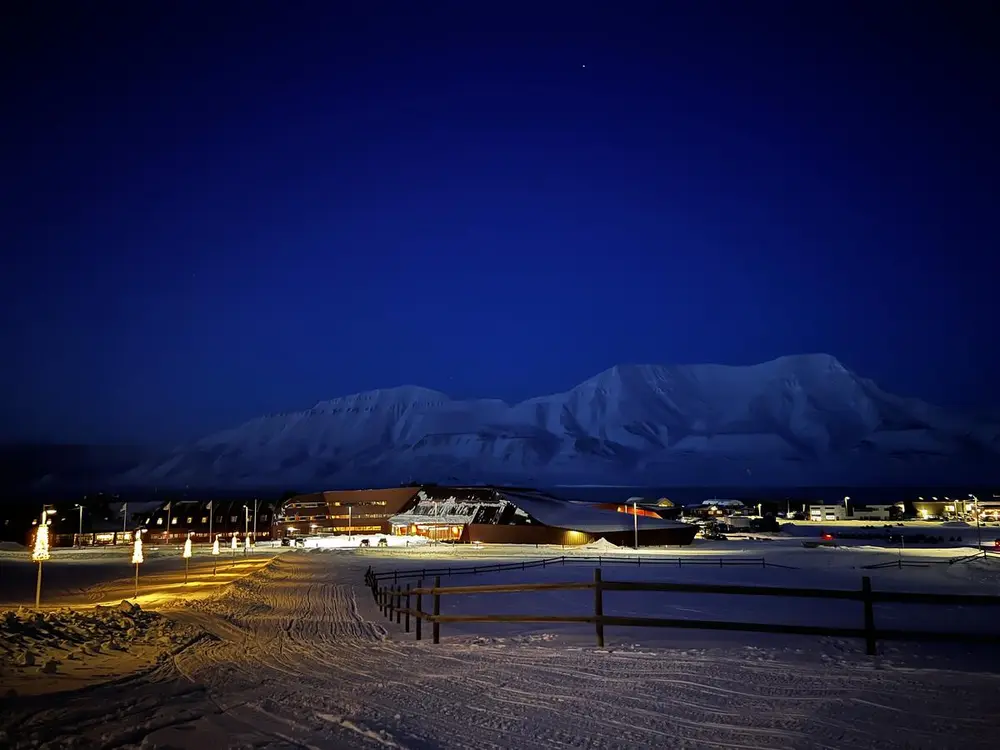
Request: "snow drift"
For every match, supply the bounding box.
[114,354,999,489]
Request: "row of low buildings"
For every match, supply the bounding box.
[23,497,282,548]
[20,486,699,549]
[22,487,998,550]
[277,485,698,546]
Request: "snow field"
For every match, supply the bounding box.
[2,550,1000,748]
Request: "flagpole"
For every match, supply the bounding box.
[252,498,258,550]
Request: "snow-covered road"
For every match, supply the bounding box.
[3,552,1000,749]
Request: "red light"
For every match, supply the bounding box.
[821,533,833,541]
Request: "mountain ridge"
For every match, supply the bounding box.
[108,353,999,490]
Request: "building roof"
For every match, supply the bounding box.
[500,490,694,534]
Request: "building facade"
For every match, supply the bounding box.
[276,485,699,546]
[808,503,848,522]
[275,487,422,538]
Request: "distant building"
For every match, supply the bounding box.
[276,486,699,547]
[851,504,896,521]
[808,503,848,522]
[277,487,421,537]
[143,498,279,544]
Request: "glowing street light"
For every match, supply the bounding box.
[183,532,193,583]
[211,534,220,576]
[32,508,54,608]
[132,529,144,599]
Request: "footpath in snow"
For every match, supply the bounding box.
[2,545,1000,749]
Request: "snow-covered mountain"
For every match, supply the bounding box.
[114,354,1000,489]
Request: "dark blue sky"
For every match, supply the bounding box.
[2,1,996,445]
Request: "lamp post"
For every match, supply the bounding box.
[348,504,353,540]
[633,500,639,550]
[132,529,144,599]
[32,507,55,608]
[243,505,249,555]
[252,497,259,548]
[183,532,192,583]
[843,496,850,519]
[74,504,84,548]
[970,494,983,557]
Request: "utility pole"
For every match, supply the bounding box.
[252,497,258,545]
[971,494,983,557]
[74,504,84,547]
[244,505,249,554]
[122,501,128,538]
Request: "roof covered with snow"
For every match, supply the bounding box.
[499,490,694,533]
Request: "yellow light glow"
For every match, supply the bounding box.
[132,529,144,564]
[31,522,50,562]
[182,535,192,559]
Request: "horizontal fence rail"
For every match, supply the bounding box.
[363,566,1000,655]
[369,554,796,586]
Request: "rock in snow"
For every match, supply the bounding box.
[115,354,999,488]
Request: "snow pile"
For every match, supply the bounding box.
[0,602,202,695]
[942,521,971,527]
[0,542,26,552]
[582,537,621,551]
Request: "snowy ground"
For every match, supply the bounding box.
[1,543,999,749]
[1,602,204,697]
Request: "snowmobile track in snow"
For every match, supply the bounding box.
[2,553,1000,749]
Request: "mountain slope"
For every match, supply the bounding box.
[114,354,1000,489]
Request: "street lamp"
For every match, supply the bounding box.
[73,504,84,548]
[252,497,259,546]
[348,504,353,540]
[633,500,638,550]
[32,507,56,608]
[970,494,983,557]
[843,496,850,518]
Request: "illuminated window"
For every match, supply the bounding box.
[186,517,193,524]
[156,518,163,525]
[230,515,238,522]
[201,516,208,523]
[172,517,179,524]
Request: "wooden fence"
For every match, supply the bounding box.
[363,566,1000,656]
[368,554,795,588]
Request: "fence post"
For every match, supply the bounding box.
[416,579,423,641]
[395,586,402,624]
[861,576,876,656]
[432,575,441,645]
[594,568,605,648]
[405,583,411,633]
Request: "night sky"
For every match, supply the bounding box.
[2,1,996,446]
